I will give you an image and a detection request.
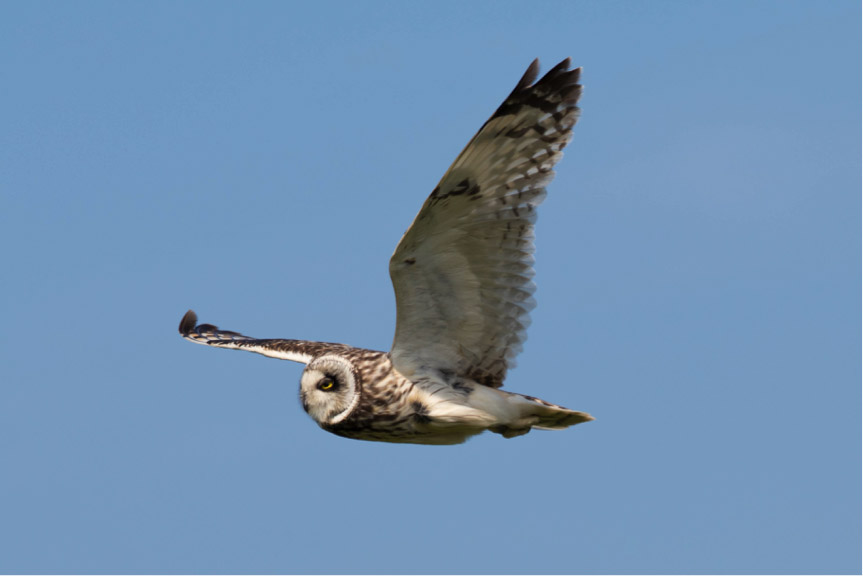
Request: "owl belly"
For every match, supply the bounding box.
[322,371,542,445]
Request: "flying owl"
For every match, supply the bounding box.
[179,58,593,445]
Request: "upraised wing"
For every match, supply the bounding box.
[179,310,348,364]
[388,59,582,388]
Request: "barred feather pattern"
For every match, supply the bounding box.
[389,59,582,389]
[179,310,355,364]
[178,59,593,444]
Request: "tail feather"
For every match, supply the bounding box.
[513,392,594,430]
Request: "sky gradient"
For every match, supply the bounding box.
[1,1,860,574]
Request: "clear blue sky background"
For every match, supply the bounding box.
[1,1,859,574]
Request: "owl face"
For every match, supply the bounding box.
[299,355,360,426]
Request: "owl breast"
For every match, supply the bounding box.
[320,362,499,445]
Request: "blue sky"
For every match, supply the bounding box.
[1,1,859,574]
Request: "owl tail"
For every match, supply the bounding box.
[511,392,594,431]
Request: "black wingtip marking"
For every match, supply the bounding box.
[179,309,198,335]
[511,58,541,94]
[490,57,582,123]
[517,58,575,92]
[179,312,250,342]
[539,57,572,83]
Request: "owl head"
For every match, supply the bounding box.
[299,355,361,427]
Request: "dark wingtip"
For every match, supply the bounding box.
[488,57,581,124]
[544,57,572,78]
[179,309,198,335]
[536,57,579,88]
[513,58,541,92]
[510,57,581,98]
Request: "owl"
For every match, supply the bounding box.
[179,58,593,445]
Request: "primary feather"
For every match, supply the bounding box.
[389,59,582,388]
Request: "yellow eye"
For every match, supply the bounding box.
[318,378,335,391]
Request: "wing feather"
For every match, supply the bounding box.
[388,59,582,388]
[178,310,347,364]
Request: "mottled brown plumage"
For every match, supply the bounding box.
[179,59,593,444]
